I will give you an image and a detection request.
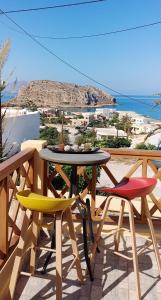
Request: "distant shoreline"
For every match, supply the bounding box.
[60,103,117,109]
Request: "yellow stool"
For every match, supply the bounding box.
[10,191,83,300]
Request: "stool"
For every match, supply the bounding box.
[9,191,83,300]
[92,177,161,300]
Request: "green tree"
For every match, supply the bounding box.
[40,126,69,145]
[23,99,38,111]
[117,115,133,137]
[40,112,47,126]
[82,129,97,145]
[108,114,119,126]
[40,127,59,145]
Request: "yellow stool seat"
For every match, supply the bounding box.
[16,190,77,213]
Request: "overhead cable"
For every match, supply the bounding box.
[0,0,108,15]
[1,16,161,41]
[34,21,161,40]
[1,7,160,111]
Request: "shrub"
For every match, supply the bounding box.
[95,137,131,148]
[51,165,101,192]
[135,143,157,150]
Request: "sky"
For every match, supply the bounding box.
[0,0,161,95]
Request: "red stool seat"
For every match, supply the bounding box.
[100,177,157,200]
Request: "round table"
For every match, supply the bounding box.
[39,148,110,197]
[39,148,110,166]
[39,148,110,280]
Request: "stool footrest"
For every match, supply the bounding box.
[36,246,56,253]
[114,251,133,261]
[20,271,32,277]
[137,241,153,256]
[114,240,153,260]
[63,255,80,280]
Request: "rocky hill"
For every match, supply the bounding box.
[12,80,116,108]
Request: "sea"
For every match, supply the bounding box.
[64,95,161,121]
[3,93,161,121]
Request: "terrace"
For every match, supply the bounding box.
[0,140,161,300]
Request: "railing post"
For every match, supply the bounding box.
[21,140,47,195]
[0,177,9,254]
[141,158,148,222]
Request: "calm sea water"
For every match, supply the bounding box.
[65,95,161,121]
[3,93,161,120]
[2,93,16,102]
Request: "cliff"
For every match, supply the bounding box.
[12,80,116,108]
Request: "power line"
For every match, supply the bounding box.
[1,15,161,41]
[1,7,161,111]
[34,21,161,40]
[0,0,108,15]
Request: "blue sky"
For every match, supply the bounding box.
[0,0,161,94]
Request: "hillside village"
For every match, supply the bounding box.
[3,105,161,157]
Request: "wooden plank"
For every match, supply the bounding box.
[124,159,142,178]
[0,177,9,254]
[0,148,35,182]
[104,148,161,158]
[102,165,118,185]
[55,164,71,186]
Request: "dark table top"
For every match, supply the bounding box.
[39,148,110,166]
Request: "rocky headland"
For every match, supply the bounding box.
[11,80,116,108]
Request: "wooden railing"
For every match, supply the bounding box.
[0,148,35,263]
[0,140,47,300]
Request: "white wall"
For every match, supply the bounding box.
[2,111,40,156]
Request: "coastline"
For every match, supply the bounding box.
[60,103,117,109]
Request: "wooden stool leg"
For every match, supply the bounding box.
[56,211,63,300]
[91,196,112,259]
[127,200,141,300]
[30,211,39,274]
[114,200,125,251]
[66,207,83,284]
[144,198,161,277]
[9,209,31,299]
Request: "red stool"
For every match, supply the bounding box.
[92,177,161,300]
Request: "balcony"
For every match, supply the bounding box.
[0,140,161,300]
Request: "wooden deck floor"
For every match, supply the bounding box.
[14,224,161,300]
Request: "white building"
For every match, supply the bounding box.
[132,124,155,135]
[95,108,116,118]
[2,108,40,156]
[95,127,127,140]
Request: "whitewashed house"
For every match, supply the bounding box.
[95,127,126,140]
[2,108,40,156]
[95,108,116,119]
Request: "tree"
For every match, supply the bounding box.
[40,126,69,145]
[40,127,59,145]
[23,99,38,111]
[144,126,161,143]
[117,114,133,137]
[0,40,11,160]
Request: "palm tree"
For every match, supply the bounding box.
[0,40,11,160]
[144,126,161,143]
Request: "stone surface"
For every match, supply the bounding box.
[12,80,116,108]
[14,232,161,300]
